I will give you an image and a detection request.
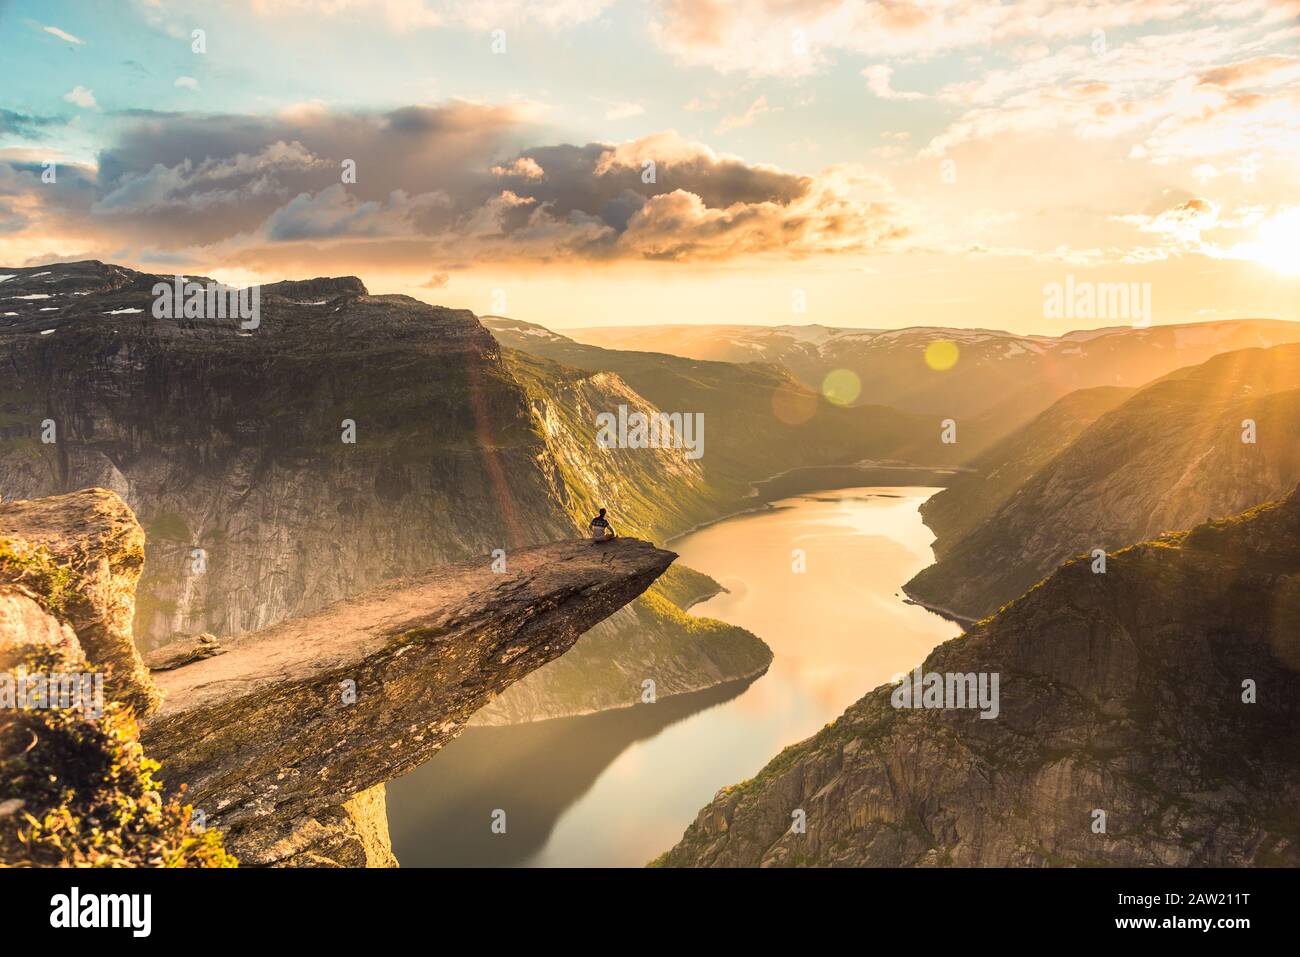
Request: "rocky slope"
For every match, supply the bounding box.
[0,261,570,644]
[919,386,1135,558]
[907,343,1300,621]
[657,488,1300,867]
[472,351,771,723]
[141,534,675,864]
[2,487,674,866]
[570,319,1300,434]
[0,260,769,723]
[487,317,976,476]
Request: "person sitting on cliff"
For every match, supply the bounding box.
[589,508,616,543]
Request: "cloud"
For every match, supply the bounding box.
[42,25,84,45]
[491,156,544,178]
[716,96,780,132]
[244,0,615,30]
[0,110,61,140]
[1,103,907,271]
[63,86,97,109]
[863,65,926,101]
[917,23,1300,172]
[1115,197,1222,243]
[605,101,646,120]
[1198,54,1300,89]
[175,76,201,91]
[1112,195,1300,273]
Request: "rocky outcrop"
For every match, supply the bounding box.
[1,494,235,867]
[472,565,772,724]
[470,353,772,722]
[0,488,159,713]
[657,489,1300,867]
[239,784,398,868]
[2,486,675,866]
[907,343,1300,620]
[0,261,771,726]
[0,261,573,647]
[140,536,675,860]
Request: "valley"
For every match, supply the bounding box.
[3,261,1299,871]
[388,486,959,866]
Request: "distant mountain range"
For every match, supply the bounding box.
[567,320,1300,440]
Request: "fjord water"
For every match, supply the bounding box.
[387,487,960,866]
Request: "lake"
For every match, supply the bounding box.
[386,486,960,866]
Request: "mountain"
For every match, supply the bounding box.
[906,343,1300,621]
[1,487,673,866]
[487,316,976,480]
[567,320,1300,439]
[467,347,772,722]
[656,488,1300,867]
[919,386,1135,559]
[0,261,766,724]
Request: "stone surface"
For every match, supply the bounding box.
[143,633,224,671]
[0,488,160,713]
[0,585,79,668]
[241,785,397,868]
[141,537,675,848]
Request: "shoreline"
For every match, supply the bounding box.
[665,461,961,547]
[900,585,980,627]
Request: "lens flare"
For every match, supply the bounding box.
[924,339,960,371]
[821,369,861,406]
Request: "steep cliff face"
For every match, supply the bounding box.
[1,487,676,867]
[0,261,571,646]
[0,490,233,867]
[0,261,770,724]
[141,534,675,863]
[907,344,1300,620]
[658,489,1300,867]
[472,352,771,723]
[919,386,1135,558]
[487,317,973,476]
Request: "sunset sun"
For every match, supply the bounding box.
[1242,208,1300,276]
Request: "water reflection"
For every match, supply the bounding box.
[387,677,758,867]
[388,488,959,867]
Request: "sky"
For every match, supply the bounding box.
[1,0,1298,333]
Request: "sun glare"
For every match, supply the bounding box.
[1239,208,1300,277]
